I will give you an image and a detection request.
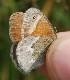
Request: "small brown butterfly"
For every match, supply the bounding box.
[9,8,56,73]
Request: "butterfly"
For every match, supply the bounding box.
[9,7,56,73]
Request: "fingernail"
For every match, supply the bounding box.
[46,36,70,80]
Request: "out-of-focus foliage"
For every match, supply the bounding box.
[0,0,70,80]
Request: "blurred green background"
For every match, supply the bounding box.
[0,0,70,80]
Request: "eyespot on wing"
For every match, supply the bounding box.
[31,17,56,40]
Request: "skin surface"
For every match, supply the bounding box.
[40,31,70,80]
